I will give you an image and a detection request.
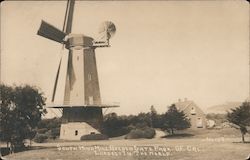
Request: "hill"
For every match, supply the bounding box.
[206,102,242,114]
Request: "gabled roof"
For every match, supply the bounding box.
[174,100,206,115]
[175,100,194,111]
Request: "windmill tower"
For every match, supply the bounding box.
[37,0,118,140]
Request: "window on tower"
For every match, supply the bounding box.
[89,96,94,105]
[75,130,78,136]
[88,74,92,81]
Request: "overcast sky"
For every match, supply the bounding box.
[1,1,249,117]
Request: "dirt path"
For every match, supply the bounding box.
[154,129,166,138]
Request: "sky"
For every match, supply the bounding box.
[1,0,249,117]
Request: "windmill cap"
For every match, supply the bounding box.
[65,34,94,49]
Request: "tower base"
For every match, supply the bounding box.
[59,122,100,140]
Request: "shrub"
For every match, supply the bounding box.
[102,113,131,137]
[125,126,156,139]
[33,134,48,143]
[80,133,108,141]
[37,118,61,129]
[102,126,131,138]
[51,128,60,139]
[37,128,49,134]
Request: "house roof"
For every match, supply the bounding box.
[174,100,206,115]
[174,100,194,111]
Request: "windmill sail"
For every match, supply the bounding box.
[67,50,76,90]
[51,0,75,102]
[52,57,62,102]
[64,0,75,34]
[62,0,76,102]
[37,20,66,43]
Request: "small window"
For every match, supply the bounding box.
[196,117,203,128]
[88,74,92,81]
[77,56,79,61]
[75,130,78,136]
[191,107,196,115]
[89,96,94,105]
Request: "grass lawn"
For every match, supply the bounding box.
[4,128,250,160]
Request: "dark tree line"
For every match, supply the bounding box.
[101,104,191,137]
[0,84,46,152]
[0,83,191,145]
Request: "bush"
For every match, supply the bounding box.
[37,128,49,134]
[33,134,48,143]
[80,133,108,141]
[102,113,131,137]
[37,118,61,129]
[125,127,156,139]
[51,128,60,139]
[102,126,131,138]
[206,113,227,125]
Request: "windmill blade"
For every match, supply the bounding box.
[37,20,66,43]
[52,57,62,102]
[64,0,75,34]
[67,50,76,90]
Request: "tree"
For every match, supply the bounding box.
[161,104,190,135]
[150,105,157,127]
[150,105,164,128]
[132,112,151,128]
[0,84,14,149]
[227,101,250,143]
[101,113,130,137]
[0,84,47,152]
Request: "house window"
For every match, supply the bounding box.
[196,117,203,128]
[191,107,196,115]
[75,130,78,136]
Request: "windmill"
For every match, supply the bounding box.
[37,0,118,140]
